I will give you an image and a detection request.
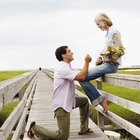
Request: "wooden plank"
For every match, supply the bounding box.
[0,75,37,140]
[45,69,140,91]
[23,71,108,140]
[100,73,140,90]
[45,69,140,138]
[101,90,140,114]
[0,71,36,109]
[95,105,140,139]
[0,98,26,139]
[0,93,4,108]
[74,81,140,115]
[0,131,5,140]
[12,79,37,140]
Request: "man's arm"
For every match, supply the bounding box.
[74,54,92,81]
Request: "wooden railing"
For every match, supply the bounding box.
[0,69,139,139]
[0,70,37,140]
[95,74,140,139]
[43,69,140,139]
[0,71,37,109]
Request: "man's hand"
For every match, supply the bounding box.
[74,54,92,80]
[85,54,92,63]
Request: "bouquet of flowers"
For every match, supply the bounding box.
[96,44,125,65]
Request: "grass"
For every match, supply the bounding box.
[0,71,29,81]
[117,70,140,75]
[80,69,140,140]
[109,70,140,126]
[0,69,139,139]
[89,70,140,123]
[0,71,28,126]
[0,70,29,139]
[102,82,140,103]
[0,101,18,127]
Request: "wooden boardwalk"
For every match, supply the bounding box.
[23,71,109,140]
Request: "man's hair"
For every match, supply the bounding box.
[55,46,68,61]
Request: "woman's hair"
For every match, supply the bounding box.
[55,46,68,61]
[95,12,113,26]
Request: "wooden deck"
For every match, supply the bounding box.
[23,71,109,140]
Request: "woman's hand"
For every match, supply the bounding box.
[96,57,103,65]
[102,57,112,62]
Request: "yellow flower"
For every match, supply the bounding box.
[100,44,125,61]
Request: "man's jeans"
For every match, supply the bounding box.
[79,62,119,106]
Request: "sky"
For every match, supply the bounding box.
[0,0,140,70]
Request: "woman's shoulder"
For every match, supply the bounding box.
[109,26,120,36]
[109,26,118,32]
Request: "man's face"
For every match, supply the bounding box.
[64,48,74,62]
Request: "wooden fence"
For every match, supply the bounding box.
[43,69,140,139]
[0,68,140,139]
[0,71,36,109]
[0,70,37,140]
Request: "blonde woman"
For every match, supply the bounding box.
[79,13,125,113]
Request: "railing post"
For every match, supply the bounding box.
[96,77,106,128]
[0,130,5,140]
[2,94,4,108]
[19,87,25,101]
[97,112,105,128]
[96,78,102,90]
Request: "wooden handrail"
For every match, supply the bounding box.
[97,73,140,90]
[0,71,37,109]
[43,68,140,139]
[1,69,139,139]
[0,74,37,140]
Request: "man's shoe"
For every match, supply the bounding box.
[78,128,93,135]
[27,121,36,139]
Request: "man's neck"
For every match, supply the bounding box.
[63,59,71,64]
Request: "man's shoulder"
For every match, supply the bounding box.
[56,64,70,72]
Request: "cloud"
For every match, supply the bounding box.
[0,0,140,70]
[0,0,140,15]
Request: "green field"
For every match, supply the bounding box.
[117,70,140,75]
[0,71,29,81]
[89,70,140,123]
[0,70,140,139]
[78,69,140,139]
[0,71,28,127]
[90,81,140,124]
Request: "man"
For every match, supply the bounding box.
[27,46,92,140]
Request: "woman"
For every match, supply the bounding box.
[79,12,125,113]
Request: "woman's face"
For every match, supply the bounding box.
[96,20,108,31]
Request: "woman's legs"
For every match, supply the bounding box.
[86,62,118,81]
[79,63,118,113]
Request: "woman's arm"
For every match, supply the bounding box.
[113,34,125,56]
[113,33,123,46]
